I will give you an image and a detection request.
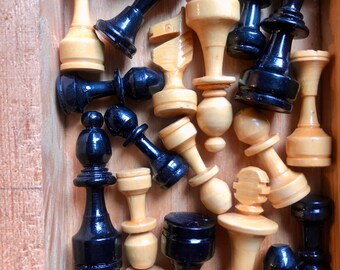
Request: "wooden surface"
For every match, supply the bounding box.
[0,0,338,269]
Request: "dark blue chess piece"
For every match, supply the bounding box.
[94,0,161,58]
[227,0,272,59]
[263,244,299,269]
[104,104,188,188]
[236,0,309,113]
[292,194,332,270]
[72,111,122,270]
[161,212,215,269]
[56,67,164,114]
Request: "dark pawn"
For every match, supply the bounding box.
[236,0,309,113]
[57,67,164,114]
[291,194,332,270]
[161,212,215,270]
[264,244,298,270]
[104,104,188,188]
[94,0,161,58]
[72,112,122,270]
[227,0,272,59]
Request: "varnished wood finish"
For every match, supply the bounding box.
[1,1,338,269]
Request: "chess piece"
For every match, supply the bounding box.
[185,0,240,152]
[218,167,278,270]
[286,50,332,167]
[127,267,164,270]
[56,67,164,114]
[233,107,311,208]
[149,8,197,118]
[94,0,161,58]
[227,0,272,59]
[161,212,215,269]
[72,111,122,269]
[292,194,332,269]
[263,244,299,270]
[104,105,188,188]
[159,117,232,214]
[117,168,159,270]
[59,0,104,72]
[236,0,309,113]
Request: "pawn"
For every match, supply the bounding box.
[233,107,310,208]
[218,167,278,270]
[104,105,188,189]
[159,117,232,214]
[286,50,332,167]
[292,194,332,269]
[161,212,215,269]
[263,244,299,270]
[236,0,309,112]
[149,8,197,118]
[59,0,104,72]
[56,67,164,114]
[117,168,159,270]
[94,0,161,58]
[185,0,240,152]
[227,0,272,59]
[72,111,121,269]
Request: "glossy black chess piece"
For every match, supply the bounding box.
[94,0,161,58]
[291,194,332,270]
[57,67,164,114]
[161,212,215,270]
[72,111,122,270]
[227,0,272,59]
[236,0,309,113]
[104,104,188,188]
[263,244,299,270]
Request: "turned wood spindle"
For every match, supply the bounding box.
[185,0,240,153]
[233,107,311,208]
[117,168,159,270]
[59,0,104,72]
[218,166,278,270]
[159,117,232,214]
[286,50,332,167]
[149,8,197,118]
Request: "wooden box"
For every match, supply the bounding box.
[0,0,338,269]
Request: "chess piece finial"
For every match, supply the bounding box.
[117,168,159,269]
[104,105,188,188]
[185,0,240,152]
[59,0,104,72]
[292,194,332,269]
[161,212,215,269]
[159,117,232,214]
[73,111,122,270]
[94,0,161,58]
[149,8,197,118]
[286,50,332,167]
[227,0,272,59]
[233,107,311,208]
[263,244,299,270]
[56,67,164,114]
[236,0,309,112]
[218,167,278,270]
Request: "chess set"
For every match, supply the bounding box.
[57,0,334,269]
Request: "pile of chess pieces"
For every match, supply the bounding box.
[57,0,333,269]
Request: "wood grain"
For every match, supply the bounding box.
[1,0,338,269]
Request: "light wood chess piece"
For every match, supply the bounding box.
[59,0,104,72]
[218,166,278,270]
[149,8,197,118]
[185,0,240,152]
[286,50,332,167]
[233,107,311,208]
[116,168,159,270]
[159,117,232,214]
